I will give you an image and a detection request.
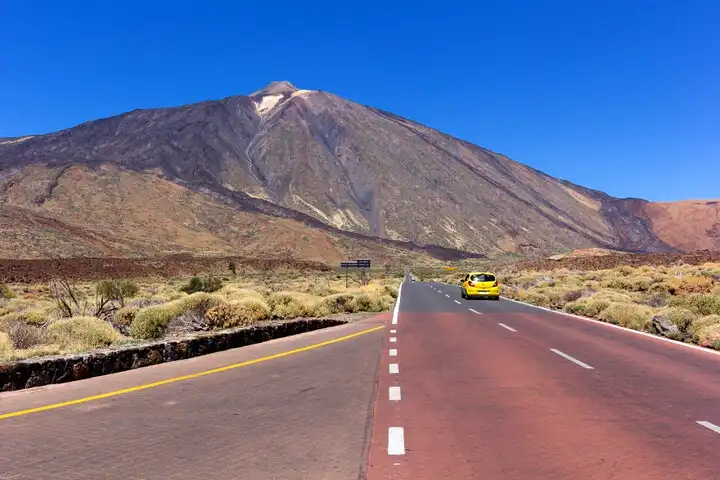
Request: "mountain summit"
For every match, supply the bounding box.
[0,82,717,260]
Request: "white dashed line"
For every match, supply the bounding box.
[389,349,397,357]
[392,282,403,325]
[445,294,450,298]
[469,309,481,314]
[390,329,397,333]
[550,349,594,369]
[389,363,399,374]
[498,323,517,332]
[389,386,402,401]
[390,337,397,343]
[697,421,720,435]
[388,427,406,455]
[454,300,461,304]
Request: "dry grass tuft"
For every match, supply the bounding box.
[205,298,271,329]
[47,316,122,351]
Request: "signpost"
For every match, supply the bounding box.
[341,259,371,288]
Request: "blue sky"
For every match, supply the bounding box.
[1,0,717,201]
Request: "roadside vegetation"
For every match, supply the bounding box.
[0,268,402,362]
[416,260,720,351]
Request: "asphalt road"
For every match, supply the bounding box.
[2,277,720,479]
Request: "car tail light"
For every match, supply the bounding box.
[468,281,474,287]
[493,281,498,287]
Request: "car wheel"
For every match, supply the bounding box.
[461,289,466,299]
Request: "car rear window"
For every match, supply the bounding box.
[470,274,495,282]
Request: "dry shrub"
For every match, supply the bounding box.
[669,294,720,316]
[7,322,47,349]
[315,293,358,316]
[677,276,715,294]
[598,303,654,331]
[0,283,14,299]
[563,290,583,303]
[205,298,270,329]
[130,292,221,339]
[0,331,12,357]
[48,316,121,350]
[268,292,318,319]
[690,315,720,342]
[655,307,698,332]
[115,306,139,327]
[641,292,670,308]
[564,298,610,318]
[695,323,720,349]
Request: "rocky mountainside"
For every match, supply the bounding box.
[0,80,717,260]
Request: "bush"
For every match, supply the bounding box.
[656,307,698,332]
[315,293,358,316]
[563,290,583,303]
[96,280,139,307]
[641,292,670,308]
[115,306,139,327]
[48,316,121,350]
[268,292,316,319]
[0,331,13,357]
[180,276,223,294]
[564,302,587,315]
[598,302,654,331]
[205,299,270,329]
[690,315,720,342]
[695,323,720,349]
[669,294,720,316]
[130,293,221,339]
[0,283,15,299]
[7,322,47,349]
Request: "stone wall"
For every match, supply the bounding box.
[0,318,346,392]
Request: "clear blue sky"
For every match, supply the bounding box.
[1,0,717,201]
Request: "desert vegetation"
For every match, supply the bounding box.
[502,263,720,349]
[0,268,401,362]
[417,257,720,350]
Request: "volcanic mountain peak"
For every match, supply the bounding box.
[250,80,298,97]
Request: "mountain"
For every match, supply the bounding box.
[0,81,717,261]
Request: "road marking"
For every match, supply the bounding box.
[392,282,404,325]
[550,349,594,369]
[390,337,397,343]
[389,363,399,374]
[390,329,397,333]
[389,349,397,357]
[498,323,517,332]
[0,325,385,421]
[469,309,481,314]
[697,421,720,435]
[454,300,461,304]
[388,427,406,455]
[389,386,402,401]
[503,296,720,358]
[445,294,450,298]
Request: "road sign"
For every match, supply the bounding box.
[340,259,371,288]
[340,259,371,269]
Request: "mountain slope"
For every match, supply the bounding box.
[0,81,716,258]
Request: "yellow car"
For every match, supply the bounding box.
[461,272,500,300]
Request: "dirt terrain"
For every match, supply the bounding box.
[0,255,334,283]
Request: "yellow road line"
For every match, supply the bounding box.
[0,325,385,421]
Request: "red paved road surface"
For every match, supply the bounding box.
[367,280,720,480]
[0,316,387,480]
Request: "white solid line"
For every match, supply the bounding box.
[550,349,594,369]
[389,349,397,357]
[390,337,397,343]
[445,294,450,298]
[389,386,402,401]
[697,421,720,435]
[454,300,461,304]
[390,329,397,333]
[503,297,720,358]
[388,427,406,455]
[389,363,399,374]
[498,323,517,332]
[469,309,482,314]
[392,282,403,325]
